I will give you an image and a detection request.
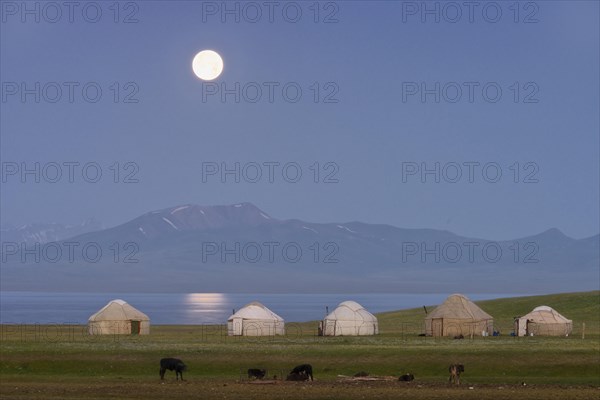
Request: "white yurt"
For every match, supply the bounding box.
[515,306,573,336]
[321,301,378,336]
[88,299,150,335]
[227,301,285,336]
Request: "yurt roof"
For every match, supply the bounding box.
[228,301,284,322]
[325,300,377,322]
[521,305,572,324]
[88,299,149,322]
[425,294,493,320]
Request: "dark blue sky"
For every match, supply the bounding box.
[1,1,598,240]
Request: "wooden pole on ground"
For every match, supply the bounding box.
[581,322,585,339]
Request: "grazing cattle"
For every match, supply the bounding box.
[247,368,267,380]
[287,364,313,381]
[399,373,414,381]
[160,358,187,381]
[448,364,464,385]
[453,334,464,340]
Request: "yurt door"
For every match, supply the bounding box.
[432,319,443,336]
[232,318,243,336]
[130,320,140,335]
[516,318,527,336]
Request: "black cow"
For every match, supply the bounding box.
[399,373,414,381]
[448,364,464,385]
[160,358,187,381]
[287,364,313,381]
[248,368,267,380]
[286,372,308,381]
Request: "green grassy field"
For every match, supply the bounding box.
[1,291,598,399]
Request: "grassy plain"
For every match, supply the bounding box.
[1,291,598,399]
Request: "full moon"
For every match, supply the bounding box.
[192,50,224,81]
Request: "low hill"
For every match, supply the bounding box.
[375,291,600,336]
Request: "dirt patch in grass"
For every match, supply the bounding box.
[1,379,599,400]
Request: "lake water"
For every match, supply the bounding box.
[0,292,519,325]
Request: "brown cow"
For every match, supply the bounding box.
[448,364,464,385]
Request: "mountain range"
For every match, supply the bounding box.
[1,219,102,246]
[1,203,598,293]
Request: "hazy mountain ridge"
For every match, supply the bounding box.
[1,203,598,293]
[0,219,102,245]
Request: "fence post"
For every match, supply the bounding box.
[581,322,585,339]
